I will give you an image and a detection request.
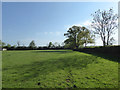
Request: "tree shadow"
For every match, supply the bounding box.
[3,54,97,82]
[76,51,120,63]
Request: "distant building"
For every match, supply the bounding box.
[3,48,7,51]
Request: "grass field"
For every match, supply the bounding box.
[2,50,118,88]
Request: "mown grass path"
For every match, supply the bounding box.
[2,50,118,88]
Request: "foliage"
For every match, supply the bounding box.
[77,27,95,47]
[2,42,6,47]
[64,26,95,49]
[11,45,17,48]
[91,8,118,46]
[6,44,11,48]
[48,42,61,48]
[64,26,80,49]
[54,42,61,48]
[0,40,1,47]
[29,40,36,49]
[0,40,6,48]
[48,42,53,48]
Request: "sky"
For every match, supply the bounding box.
[2,2,118,46]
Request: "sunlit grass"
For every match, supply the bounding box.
[2,50,118,88]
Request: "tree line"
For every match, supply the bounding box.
[0,8,118,50]
[0,40,66,50]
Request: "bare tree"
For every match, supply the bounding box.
[91,8,118,46]
[17,41,20,47]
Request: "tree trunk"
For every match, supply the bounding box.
[103,35,106,47]
[107,33,110,45]
[103,40,106,47]
[85,43,87,47]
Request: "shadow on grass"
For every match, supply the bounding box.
[77,51,120,63]
[3,54,97,81]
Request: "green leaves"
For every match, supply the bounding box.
[64,26,95,49]
[29,40,36,48]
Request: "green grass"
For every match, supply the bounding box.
[2,50,118,88]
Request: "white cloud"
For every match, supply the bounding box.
[65,20,91,30]
[56,32,61,35]
[95,37,103,46]
[43,32,54,35]
[43,31,63,36]
[83,20,91,26]
[65,24,81,30]
[49,32,53,34]
[44,32,47,35]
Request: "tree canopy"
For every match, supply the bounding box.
[29,40,36,48]
[64,26,94,49]
[77,27,95,47]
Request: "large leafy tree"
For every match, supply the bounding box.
[78,27,95,47]
[91,8,118,46]
[64,26,80,49]
[64,26,94,49]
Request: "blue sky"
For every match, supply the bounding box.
[2,2,118,46]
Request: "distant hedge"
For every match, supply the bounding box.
[3,46,70,50]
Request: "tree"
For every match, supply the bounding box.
[2,42,6,47]
[0,40,6,48]
[48,42,53,48]
[11,45,16,49]
[64,26,81,49]
[77,27,95,47]
[61,42,65,48]
[91,8,118,46]
[108,37,115,45]
[54,42,58,47]
[17,41,20,47]
[7,44,11,48]
[64,26,95,49]
[0,40,2,50]
[61,42,65,46]
[56,42,61,48]
[29,40,36,48]
[12,45,16,48]
[54,42,60,48]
